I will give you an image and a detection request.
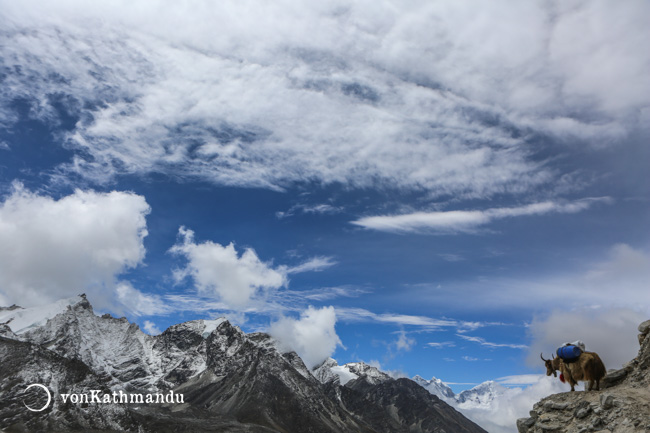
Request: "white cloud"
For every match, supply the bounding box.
[351,198,610,234]
[418,244,650,313]
[276,204,343,219]
[3,1,647,196]
[286,285,370,302]
[269,306,342,369]
[426,341,456,349]
[462,356,479,362]
[367,360,408,379]
[0,183,150,307]
[335,307,458,328]
[526,308,646,371]
[457,376,567,433]
[495,374,545,386]
[286,256,337,274]
[161,294,232,313]
[439,253,464,262]
[457,334,527,350]
[394,330,416,352]
[170,227,287,309]
[115,281,172,317]
[143,320,162,336]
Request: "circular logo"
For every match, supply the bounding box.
[23,384,52,412]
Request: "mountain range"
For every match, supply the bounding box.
[0,295,487,432]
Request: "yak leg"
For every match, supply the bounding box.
[563,366,576,391]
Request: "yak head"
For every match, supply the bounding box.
[540,353,558,377]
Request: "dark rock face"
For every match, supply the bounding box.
[341,377,487,433]
[0,336,135,432]
[0,297,486,432]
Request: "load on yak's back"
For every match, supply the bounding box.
[540,340,606,392]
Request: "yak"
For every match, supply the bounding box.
[541,351,606,391]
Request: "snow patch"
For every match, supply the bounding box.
[0,295,82,334]
[330,365,359,385]
[201,318,227,338]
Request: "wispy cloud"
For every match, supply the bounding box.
[285,285,370,302]
[457,334,527,350]
[115,282,174,317]
[394,330,416,352]
[426,341,456,349]
[285,256,337,274]
[276,204,343,219]
[438,253,464,262]
[335,307,458,328]
[3,2,647,197]
[495,374,546,386]
[351,198,612,234]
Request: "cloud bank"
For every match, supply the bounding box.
[418,244,650,312]
[457,376,567,433]
[0,183,150,307]
[2,1,647,196]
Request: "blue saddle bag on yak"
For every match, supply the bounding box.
[557,345,582,363]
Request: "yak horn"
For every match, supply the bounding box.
[540,353,547,361]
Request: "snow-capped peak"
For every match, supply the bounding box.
[312,359,392,386]
[455,380,507,408]
[412,375,456,401]
[0,294,86,334]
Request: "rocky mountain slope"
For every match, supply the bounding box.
[516,319,650,433]
[313,359,486,433]
[0,295,487,433]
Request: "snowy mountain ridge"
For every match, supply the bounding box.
[313,358,504,409]
[0,295,487,433]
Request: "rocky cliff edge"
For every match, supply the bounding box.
[516,319,650,433]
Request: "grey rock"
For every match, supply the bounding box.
[544,401,569,410]
[575,404,591,419]
[538,421,561,431]
[638,319,650,335]
[600,394,615,410]
[592,417,603,428]
[601,368,629,389]
[516,417,535,432]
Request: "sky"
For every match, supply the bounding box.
[1,0,649,408]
